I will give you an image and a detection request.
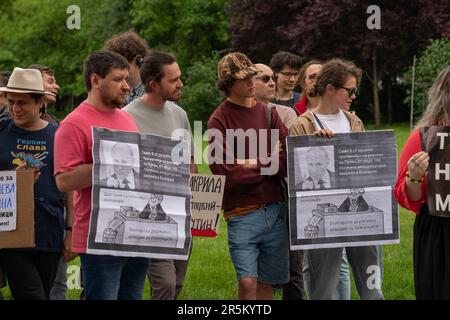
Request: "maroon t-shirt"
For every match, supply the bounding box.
[207,99,288,211]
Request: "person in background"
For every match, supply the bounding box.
[254,63,297,129]
[0,72,12,127]
[254,62,302,300]
[270,51,302,108]
[293,60,322,116]
[104,30,150,105]
[28,64,60,125]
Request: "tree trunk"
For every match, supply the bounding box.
[372,52,381,128]
[387,77,393,125]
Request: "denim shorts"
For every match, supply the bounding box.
[227,202,289,284]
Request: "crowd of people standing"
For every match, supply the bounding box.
[0,29,449,301]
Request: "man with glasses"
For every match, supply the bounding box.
[254,63,297,129]
[208,52,289,300]
[270,51,302,108]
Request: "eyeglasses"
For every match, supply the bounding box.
[306,73,318,81]
[278,71,300,78]
[336,85,359,97]
[255,75,276,83]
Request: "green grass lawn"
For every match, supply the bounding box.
[0,122,417,300]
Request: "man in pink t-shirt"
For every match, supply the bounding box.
[54,51,149,300]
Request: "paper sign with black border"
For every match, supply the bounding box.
[87,127,192,260]
[287,130,399,250]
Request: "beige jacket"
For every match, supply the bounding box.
[289,109,364,135]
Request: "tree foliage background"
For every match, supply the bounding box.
[403,38,450,118]
[229,0,450,126]
[1,0,450,125]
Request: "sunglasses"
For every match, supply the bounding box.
[255,75,276,83]
[336,85,359,97]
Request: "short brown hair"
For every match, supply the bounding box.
[270,51,302,72]
[83,51,129,92]
[0,75,8,87]
[28,64,54,77]
[0,70,11,81]
[298,59,322,92]
[309,58,362,97]
[104,30,150,67]
[216,76,236,97]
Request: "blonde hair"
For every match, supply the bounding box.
[416,65,450,128]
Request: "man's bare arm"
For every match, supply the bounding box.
[55,164,93,192]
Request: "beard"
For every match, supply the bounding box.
[99,88,127,108]
[160,88,181,102]
[99,87,128,109]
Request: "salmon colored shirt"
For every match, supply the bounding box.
[54,101,138,253]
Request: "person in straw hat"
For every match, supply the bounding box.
[0,67,75,300]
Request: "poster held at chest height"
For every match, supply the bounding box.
[287,130,400,250]
[87,127,192,260]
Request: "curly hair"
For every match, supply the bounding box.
[104,30,150,67]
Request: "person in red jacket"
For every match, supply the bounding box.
[293,60,322,116]
[394,65,450,299]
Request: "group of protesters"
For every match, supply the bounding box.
[0,29,449,300]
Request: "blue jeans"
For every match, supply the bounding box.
[227,202,289,284]
[80,254,150,300]
[49,256,68,300]
[337,249,351,300]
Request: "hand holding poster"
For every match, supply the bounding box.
[190,174,225,237]
[421,126,450,217]
[88,127,192,260]
[287,130,400,250]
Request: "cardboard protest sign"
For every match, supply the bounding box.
[88,127,192,260]
[0,170,35,249]
[190,174,225,237]
[287,130,399,250]
[420,126,450,217]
